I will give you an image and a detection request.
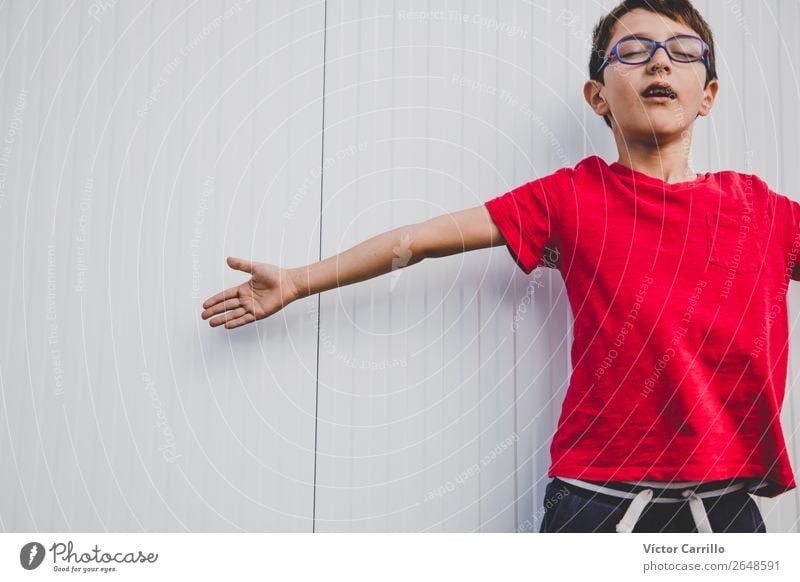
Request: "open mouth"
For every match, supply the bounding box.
[641,83,677,102]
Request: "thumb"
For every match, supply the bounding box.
[227,256,253,273]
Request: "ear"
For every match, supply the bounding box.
[584,80,610,118]
[697,79,719,117]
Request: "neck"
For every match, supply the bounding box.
[613,132,697,184]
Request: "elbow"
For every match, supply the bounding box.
[396,223,429,266]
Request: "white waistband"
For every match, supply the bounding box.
[552,476,768,533]
[620,479,706,488]
[556,476,750,502]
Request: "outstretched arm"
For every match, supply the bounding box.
[201,204,505,329]
[291,204,506,298]
[416,204,507,258]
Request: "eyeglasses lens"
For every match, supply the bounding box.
[616,37,704,64]
[665,37,704,61]
[617,39,652,63]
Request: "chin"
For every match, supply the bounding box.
[617,121,682,143]
[634,110,684,130]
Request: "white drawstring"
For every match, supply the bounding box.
[615,489,653,532]
[683,489,713,533]
[615,488,713,533]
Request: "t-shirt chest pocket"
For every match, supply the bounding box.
[706,210,765,274]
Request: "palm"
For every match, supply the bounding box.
[239,269,281,317]
[201,257,297,329]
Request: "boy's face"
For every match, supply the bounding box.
[584,8,719,142]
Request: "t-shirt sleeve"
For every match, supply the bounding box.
[483,168,568,275]
[764,181,800,281]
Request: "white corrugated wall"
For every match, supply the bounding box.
[0,0,797,532]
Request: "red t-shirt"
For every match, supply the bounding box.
[484,155,800,497]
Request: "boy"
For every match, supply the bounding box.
[201,0,800,533]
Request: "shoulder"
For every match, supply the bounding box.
[569,155,615,182]
[572,155,606,175]
[706,168,769,191]
[527,156,603,186]
[702,169,775,210]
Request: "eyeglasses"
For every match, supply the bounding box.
[596,35,710,73]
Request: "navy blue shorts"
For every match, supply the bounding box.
[539,477,767,533]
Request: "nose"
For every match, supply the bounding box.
[648,45,672,73]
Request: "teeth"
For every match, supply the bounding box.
[644,88,675,98]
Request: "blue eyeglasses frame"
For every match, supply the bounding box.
[596,34,711,74]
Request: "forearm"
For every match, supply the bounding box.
[288,224,425,300]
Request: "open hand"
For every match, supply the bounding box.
[201,257,299,329]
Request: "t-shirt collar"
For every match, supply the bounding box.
[603,157,709,190]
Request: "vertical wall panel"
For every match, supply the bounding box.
[0,0,325,532]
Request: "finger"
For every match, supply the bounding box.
[224,312,257,329]
[227,256,254,274]
[208,307,246,327]
[201,297,242,319]
[202,285,240,310]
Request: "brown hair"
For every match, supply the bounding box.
[589,0,718,128]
